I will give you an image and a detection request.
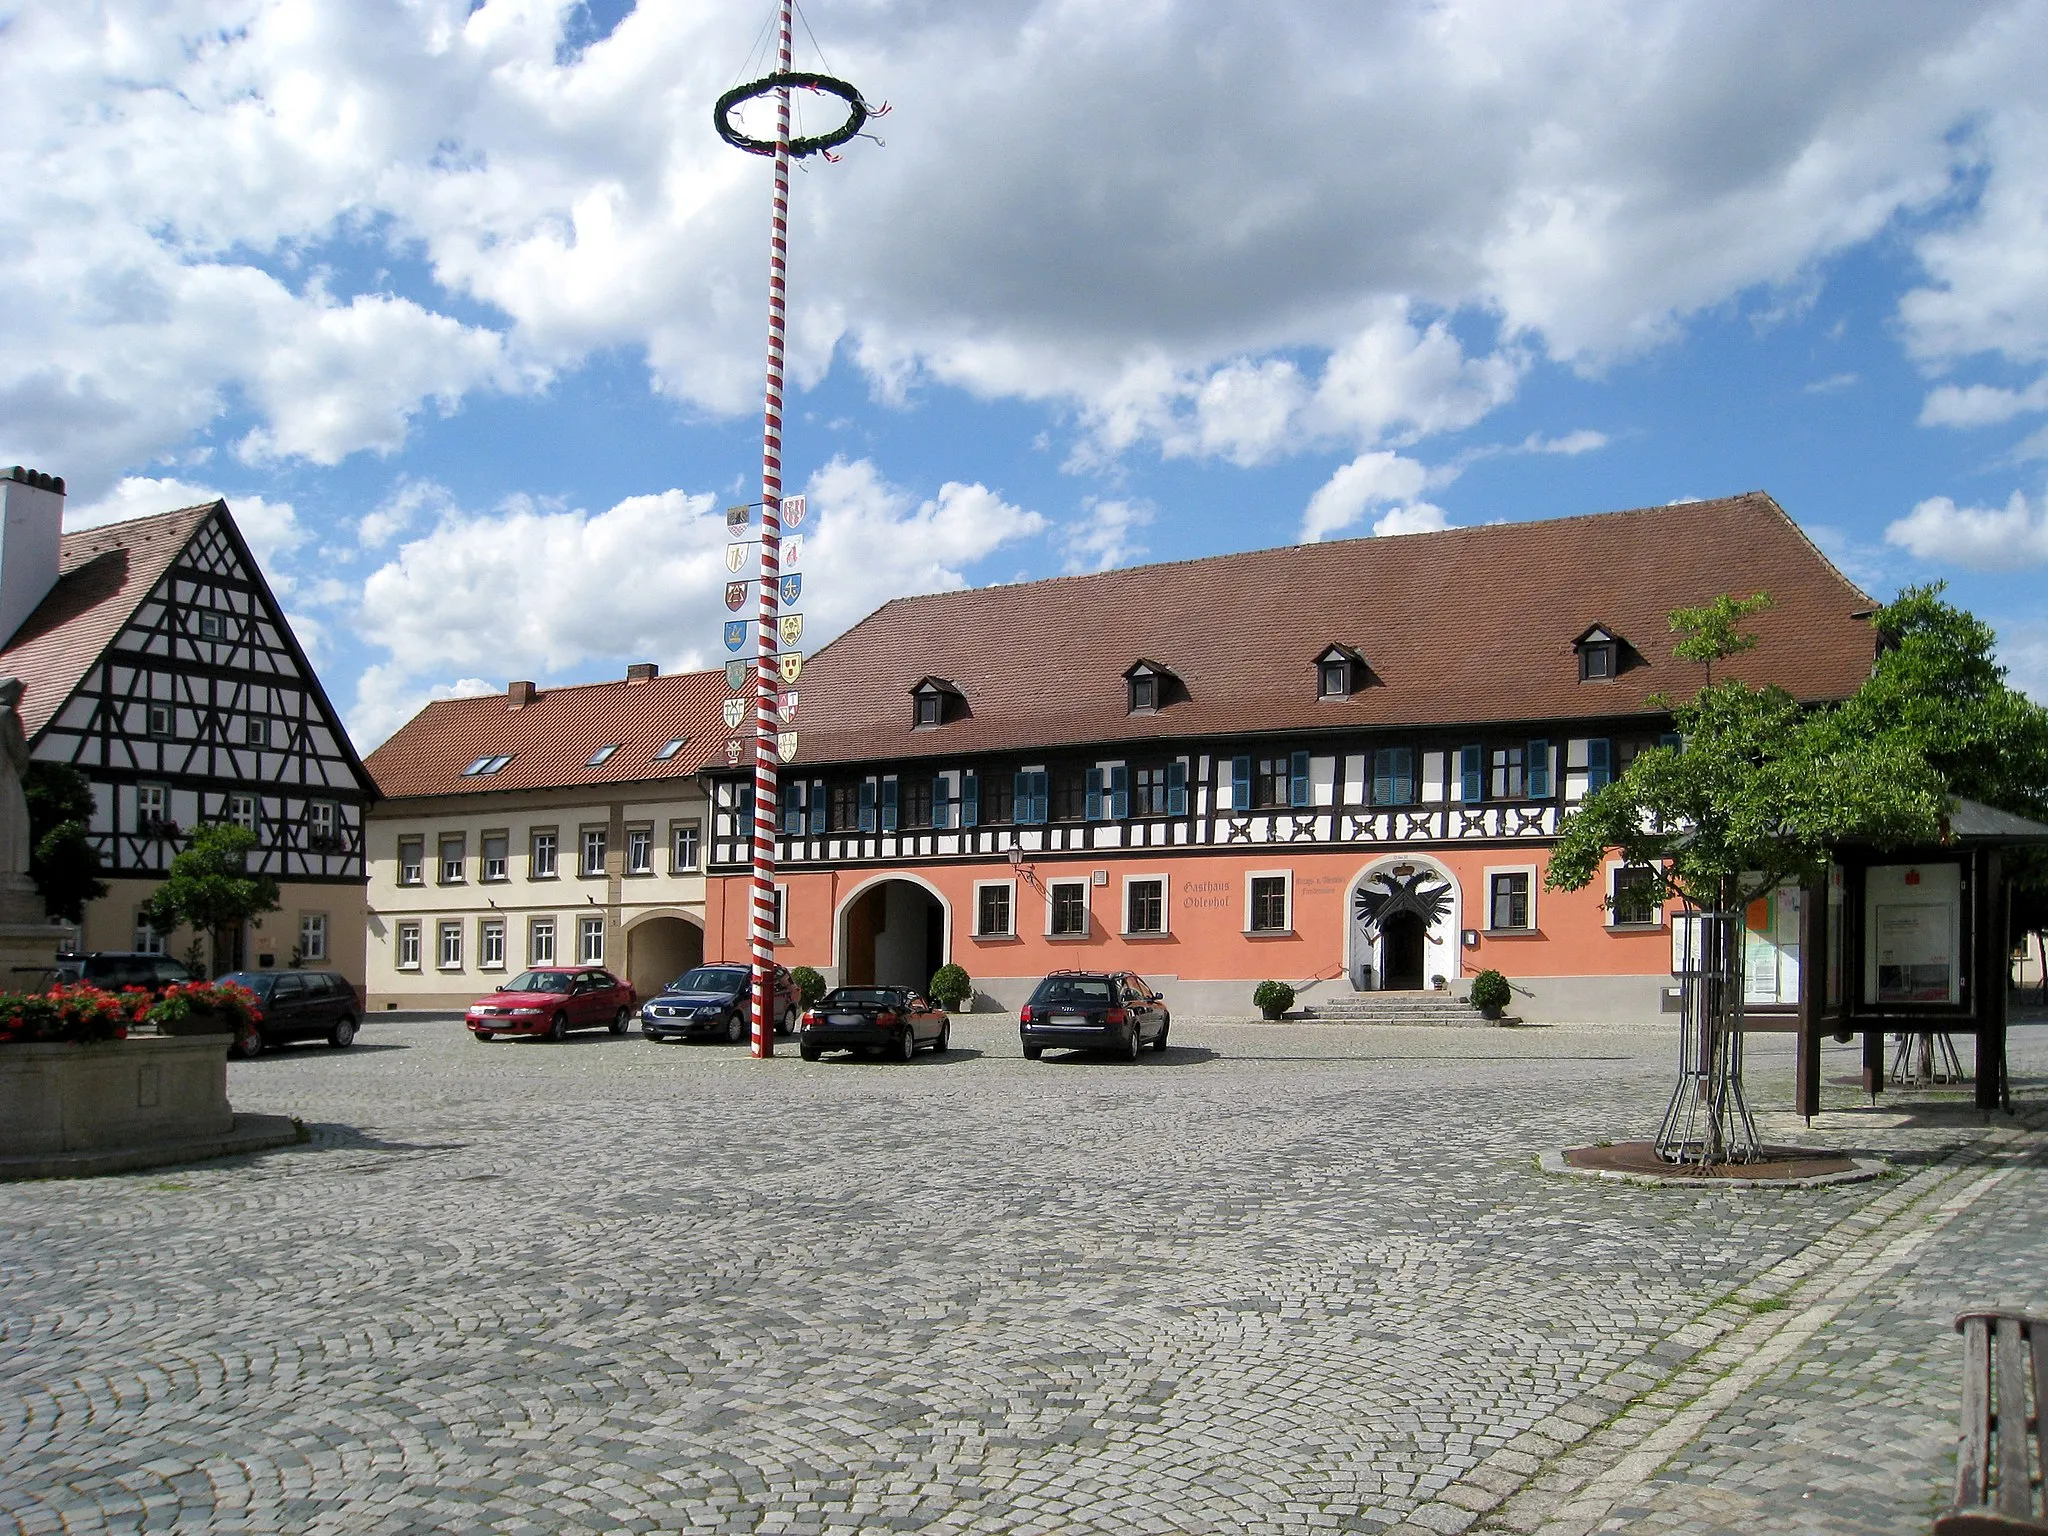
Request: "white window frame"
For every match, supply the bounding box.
[227,794,257,833]
[437,920,463,970]
[769,883,788,941]
[530,829,558,879]
[396,920,421,970]
[625,825,653,875]
[133,911,167,955]
[972,878,1017,940]
[580,826,607,878]
[529,917,556,967]
[439,834,465,884]
[578,914,605,964]
[146,701,172,738]
[308,800,337,842]
[1605,859,1665,929]
[1483,863,1540,934]
[1121,872,1171,937]
[480,832,508,882]
[479,918,506,970]
[297,912,328,962]
[397,837,424,885]
[1045,878,1091,939]
[245,715,267,747]
[136,782,168,831]
[198,610,226,639]
[670,820,701,873]
[1245,868,1293,935]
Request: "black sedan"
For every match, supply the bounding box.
[798,987,950,1061]
[640,964,799,1043]
[217,970,361,1056]
[1018,970,1170,1060]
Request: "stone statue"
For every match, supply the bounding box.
[0,677,56,975]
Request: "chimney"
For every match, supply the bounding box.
[625,662,658,684]
[0,467,65,648]
[507,680,535,709]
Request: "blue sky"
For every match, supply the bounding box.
[5,0,2047,747]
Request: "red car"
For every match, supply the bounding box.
[466,967,636,1043]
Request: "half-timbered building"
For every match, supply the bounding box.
[361,666,723,1009]
[0,470,373,974]
[702,493,1881,1021]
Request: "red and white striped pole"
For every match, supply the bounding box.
[748,0,795,1058]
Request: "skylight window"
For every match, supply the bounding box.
[462,753,514,776]
[481,754,512,774]
[587,745,620,767]
[655,738,688,761]
[462,756,493,776]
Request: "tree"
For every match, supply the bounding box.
[24,761,107,923]
[140,822,279,976]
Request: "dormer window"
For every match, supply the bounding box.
[910,677,965,730]
[1313,643,1366,700]
[1123,659,1179,715]
[1130,675,1157,711]
[1574,626,1622,682]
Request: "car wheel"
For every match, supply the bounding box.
[1153,1018,1170,1053]
[609,1007,630,1036]
[898,1027,917,1063]
[1124,1027,1142,1063]
[780,1004,798,1037]
[328,1015,357,1049]
[548,1011,568,1043]
[472,1030,494,1044]
[233,1022,264,1059]
[935,1020,951,1054]
[800,1043,820,1062]
[725,1012,746,1045]
[1022,1042,1042,1060]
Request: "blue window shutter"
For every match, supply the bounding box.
[1030,770,1049,824]
[1460,746,1483,803]
[1587,739,1612,791]
[1109,764,1129,819]
[962,772,980,827]
[1372,749,1391,806]
[931,776,951,829]
[881,777,899,832]
[1290,750,1311,807]
[1166,760,1187,815]
[737,781,754,818]
[1526,741,1551,799]
[782,784,802,834]
[858,779,876,833]
[1231,756,1251,810]
[809,780,826,834]
[1393,747,1413,805]
[1660,732,1682,751]
[1085,767,1103,821]
[1013,771,1030,822]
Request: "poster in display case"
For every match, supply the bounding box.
[1863,862,1962,1006]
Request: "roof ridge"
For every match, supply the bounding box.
[61,501,221,546]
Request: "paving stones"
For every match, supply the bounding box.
[0,1021,2041,1535]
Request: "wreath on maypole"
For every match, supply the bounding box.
[713,71,875,159]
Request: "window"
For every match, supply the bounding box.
[1048,881,1089,937]
[1585,739,1612,793]
[1050,765,1087,822]
[437,920,463,969]
[298,912,328,962]
[308,800,338,848]
[530,830,557,878]
[671,821,701,872]
[228,794,257,833]
[580,828,606,877]
[198,611,225,639]
[1488,871,1533,932]
[133,912,167,955]
[1133,764,1170,817]
[1254,756,1290,809]
[439,835,465,883]
[480,833,508,881]
[587,745,620,767]
[480,918,506,969]
[982,773,1016,825]
[1580,642,1615,680]
[1248,874,1290,933]
[915,693,941,727]
[245,716,268,747]
[975,882,1014,938]
[396,920,421,969]
[462,753,513,776]
[1371,748,1414,806]
[144,702,172,739]
[655,738,687,761]
[136,782,169,834]
[529,918,556,966]
[1125,877,1166,936]
[1013,769,1048,825]
[1128,674,1157,712]
[829,782,862,831]
[1491,745,1525,800]
[1319,660,1349,698]
[579,914,605,964]
[899,777,933,829]
[769,886,787,941]
[1611,866,1660,927]
[626,826,653,875]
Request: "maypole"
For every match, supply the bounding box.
[714,4,874,1058]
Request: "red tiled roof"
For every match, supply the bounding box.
[783,492,1877,767]
[364,669,728,800]
[1,503,218,738]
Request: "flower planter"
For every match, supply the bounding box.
[1260,1005,1288,1021]
[0,1035,232,1157]
[154,1006,234,1038]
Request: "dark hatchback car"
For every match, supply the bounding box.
[53,952,196,993]
[640,963,799,1043]
[798,986,950,1061]
[1018,970,1170,1060]
[218,970,361,1056]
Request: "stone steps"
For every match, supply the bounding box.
[1298,993,1493,1027]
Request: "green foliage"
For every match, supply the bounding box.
[0,983,145,1044]
[1468,969,1511,1012]
[139,823,279,971]
[1669,592,1774,681]
[147,979,264,1034]
[1253,979,1295,1014]
[23,761,107,923]
[789,965,826,1006]
[927,962,972,1011]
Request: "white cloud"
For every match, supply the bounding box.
[65,474,306,571]
[1804,372,1860,394]
[1883,490,2048,568]
[350,669,500,759]
[1519,429,1610,455]
[347,457,1046,748]
[1060,499,1154,574]
[1919,377,2048,427]
[1999,619,2048,702]
[359,477,460,548]
[1372,503,1455,538]
[1300,451,1439,543]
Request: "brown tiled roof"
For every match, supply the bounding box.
[0,503,217,738]
[365,669,728,800]
[784,492,1877,767]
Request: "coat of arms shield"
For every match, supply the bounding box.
[779,613,802,647]
[777,730,798,763]
[726,503,751,532]
[724,581,747,611]
[722,697,745,730]
[725,660,748,691]
[779,493,806,528]
[782,535,803,569]
[779,689,798,722]
[723,621,747,653]
[777,651,802,685]
[779,573,801,607]
[724,542,747,572]
[724,740,742,767]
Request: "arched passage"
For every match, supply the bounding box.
[836,877,949,990]
[1346,855,1462,992]
[626,913,703,1000]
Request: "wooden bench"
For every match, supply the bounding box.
[1938,1310,2048,1534]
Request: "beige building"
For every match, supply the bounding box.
[362,666,725,1010]
[0,470,371,981]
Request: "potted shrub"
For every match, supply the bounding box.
[1468,969,1511,1021]
[1253,980,1295,1021]
[789,965,827,1008]
[150,978,264,1048]
[927,963,973,1013]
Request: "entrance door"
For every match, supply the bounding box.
[1382,912,1427,991]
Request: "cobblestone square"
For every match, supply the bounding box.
[3,1018,2043,1535]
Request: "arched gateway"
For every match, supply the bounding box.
[625,912,704,1001]
[835,876,950,990]
[1347,856,1462,992]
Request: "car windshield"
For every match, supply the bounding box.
[1032,976,1115,1005]
[505,970,574,994]
[669,967,747,994]
[218,971,276,999]
[822,988,908,1008]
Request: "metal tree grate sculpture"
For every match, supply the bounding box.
[1656,904,1761,1165]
